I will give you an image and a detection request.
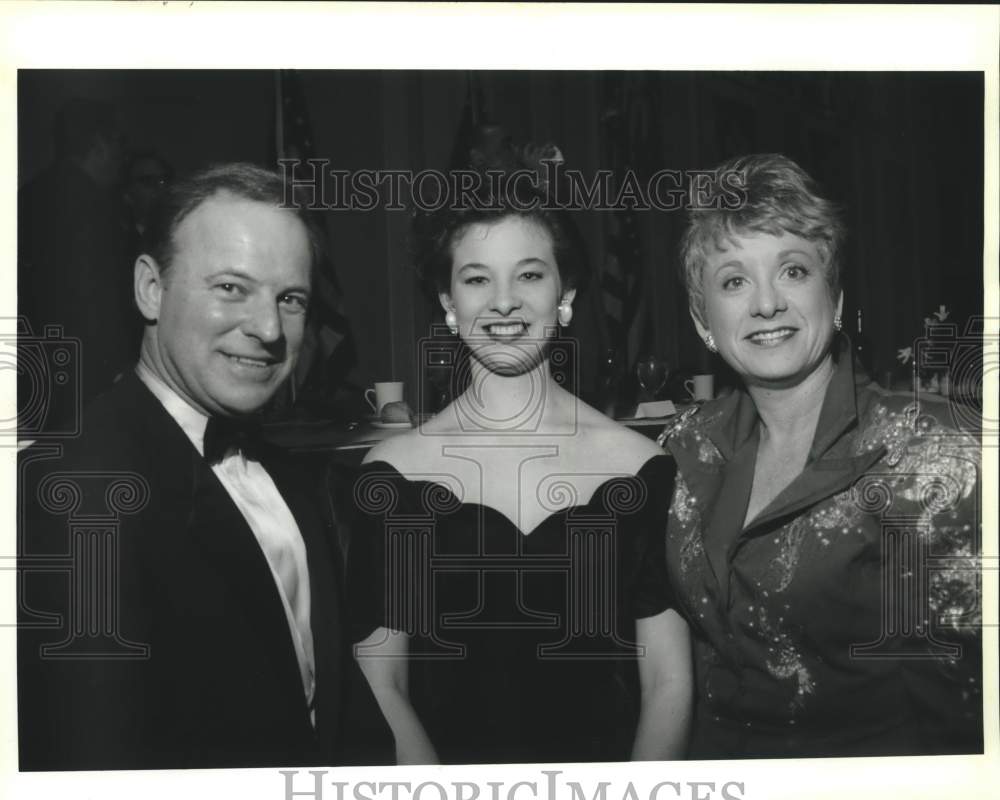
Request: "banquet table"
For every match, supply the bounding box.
[260,413,683,460]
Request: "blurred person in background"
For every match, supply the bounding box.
[18,97,137,429]
[124,150,173,240]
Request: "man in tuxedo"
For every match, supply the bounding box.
[18,163,388,770]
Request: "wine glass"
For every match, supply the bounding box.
[635,354,669,402]
[426,350,453,414]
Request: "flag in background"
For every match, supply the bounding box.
[273,69,357,410]
[448,72,520,175]
[449,72,488,169]
[599,74,655,379]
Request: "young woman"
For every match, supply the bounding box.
[347,171,691,764]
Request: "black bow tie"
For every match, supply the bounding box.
[203,415,264,464]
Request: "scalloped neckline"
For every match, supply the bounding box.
[362,455,668,538]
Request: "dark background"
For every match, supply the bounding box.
[17,70,985,411]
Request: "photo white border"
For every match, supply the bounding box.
[1,3,997,799]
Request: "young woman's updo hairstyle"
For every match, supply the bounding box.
[412,147,590,298]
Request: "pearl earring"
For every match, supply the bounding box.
[445,310,458,334]
[833,314,843,332]
[557,300,573,327]
[704,333,717,353]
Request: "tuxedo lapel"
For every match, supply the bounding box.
[185,461,309,701]
[116,374,311,719]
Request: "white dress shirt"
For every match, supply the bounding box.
[136,363,316,721]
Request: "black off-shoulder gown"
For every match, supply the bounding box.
[347,455,677,764]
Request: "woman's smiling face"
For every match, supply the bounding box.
[441,215,573,376]
[694,230,842,388]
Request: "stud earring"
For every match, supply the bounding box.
[833,314,843,332]
[704,333,718,353]
[445,310,458,335]
[557,300,573,327]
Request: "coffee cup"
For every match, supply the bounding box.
[684,374,714,403]
[365,381,404,415]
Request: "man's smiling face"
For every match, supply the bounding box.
[140,191,313,417]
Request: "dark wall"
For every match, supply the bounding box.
[18,70,985,408]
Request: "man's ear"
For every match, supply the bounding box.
[134,255,165,322]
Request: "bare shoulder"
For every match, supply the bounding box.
[572,399,665,471]
[362,427,430,472]
[362,418,466,477]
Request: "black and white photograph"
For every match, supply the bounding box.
[2,4,997,800]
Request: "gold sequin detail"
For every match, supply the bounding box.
[670,476,703,576]
[757,606,815,711]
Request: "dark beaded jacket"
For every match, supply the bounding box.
[659,341,982,758]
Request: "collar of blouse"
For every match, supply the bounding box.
[667,335,886,533]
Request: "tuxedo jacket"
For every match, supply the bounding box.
[18,372,389,770]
